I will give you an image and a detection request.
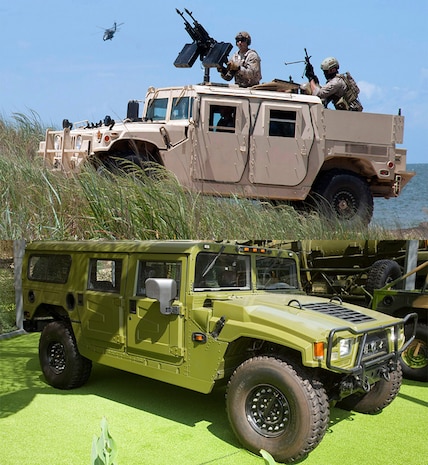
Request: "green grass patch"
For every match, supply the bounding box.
[0,333,427,465]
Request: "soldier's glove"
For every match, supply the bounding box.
[305,63,315,80]
[227,61,240,72]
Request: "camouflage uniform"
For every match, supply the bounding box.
[311,75,347,108]
[221,49,262,87]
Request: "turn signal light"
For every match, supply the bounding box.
[313,341,325,360]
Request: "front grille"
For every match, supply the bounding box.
[361,331,389,360]
[303,302,375,323]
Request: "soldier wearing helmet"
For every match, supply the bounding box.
[304,56,363,111]
[306,56,347,108]
[218,31,262,87]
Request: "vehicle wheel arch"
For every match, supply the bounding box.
[32,303,70,321]
[98,139,163,165]
[28,304,70,331]
[223,337,305,376]
[318,158,376,179]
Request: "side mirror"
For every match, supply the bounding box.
[145,278,179,315]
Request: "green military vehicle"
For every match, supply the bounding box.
[370,261,428,382]
[22,241,416,463]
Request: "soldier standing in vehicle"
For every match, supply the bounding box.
[305,56,363,111]
[218,31,262,87]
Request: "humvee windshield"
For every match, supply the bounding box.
[193,252,299,291]
[145,96,192,121]
[194,252,250,290]
[256,256,299,290]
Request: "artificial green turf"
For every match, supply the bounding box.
[1,333,427,465]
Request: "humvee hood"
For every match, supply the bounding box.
[212,293,399,341]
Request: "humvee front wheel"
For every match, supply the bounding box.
[39,321,92,390]
[337,364,402,413]
[226,356,329,463]
[311,170,373,226]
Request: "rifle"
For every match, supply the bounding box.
[174,8,232,83]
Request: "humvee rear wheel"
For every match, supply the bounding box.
[401,324,428,381]
[226,356,329,463]
[337,364,403,413]
[311,170,373,226]
[39,321,92,390]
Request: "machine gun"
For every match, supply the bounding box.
[285,48,318,83]
[174,8,232,83]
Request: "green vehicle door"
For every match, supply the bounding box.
[126,255,185,363]
[81,254,128,348]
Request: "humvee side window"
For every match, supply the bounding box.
[137,261,182,297]
[194,253,250,290]
[269,110,296,137]
[171,97,192,120]
[87,259,122,292]
[28,254,71,284]
[209,105,236,133]
[145,98,168,121]
[256,256,299,290]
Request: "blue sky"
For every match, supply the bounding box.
[1,0,427,163]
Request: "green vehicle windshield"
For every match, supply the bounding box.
[193,252,299,291]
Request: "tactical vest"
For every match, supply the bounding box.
[335,72,363,112]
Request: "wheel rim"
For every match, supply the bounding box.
[246,384,290,437]
[402,338,428,369]
[47,341,67,374]
[332,190,358,219]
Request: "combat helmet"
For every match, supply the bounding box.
[235,31,251,45]
[321,57,340,71]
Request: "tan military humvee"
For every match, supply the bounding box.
[38,82,414,225]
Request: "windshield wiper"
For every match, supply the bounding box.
[202,245,226,278]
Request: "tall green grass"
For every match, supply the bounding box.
[0,112,396,240]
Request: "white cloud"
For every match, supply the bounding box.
[358,81,382,101]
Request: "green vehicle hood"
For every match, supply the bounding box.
[210,293,400,344]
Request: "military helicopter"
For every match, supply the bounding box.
[102,22,124,41]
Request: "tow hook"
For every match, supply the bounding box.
[362,376,371,392]
[380,367,391,381]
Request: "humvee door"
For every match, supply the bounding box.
[126,257,185,363]
[193,98,250,182]
[251,102,314,186]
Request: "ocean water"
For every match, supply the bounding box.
[372,163,428,229]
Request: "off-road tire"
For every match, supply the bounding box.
[401,323,428,381]
[366,259,402,296]
[39,320,92,390]
[226,356,329,463]
[337,364,403,413]
[310,170,373,226]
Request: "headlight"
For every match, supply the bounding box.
[54,135,62,150]
[339,338,353,357]
[75,135,82,150]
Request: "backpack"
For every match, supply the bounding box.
[335,72,363,111]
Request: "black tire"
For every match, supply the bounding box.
[401,323,428,381]
[366,259,402,295]
[226,356,329,463]
[311,170,373,226]
[39,321,92,390]
[365,259,402,305]
[337,364,402,413]
[102,154,144,174]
